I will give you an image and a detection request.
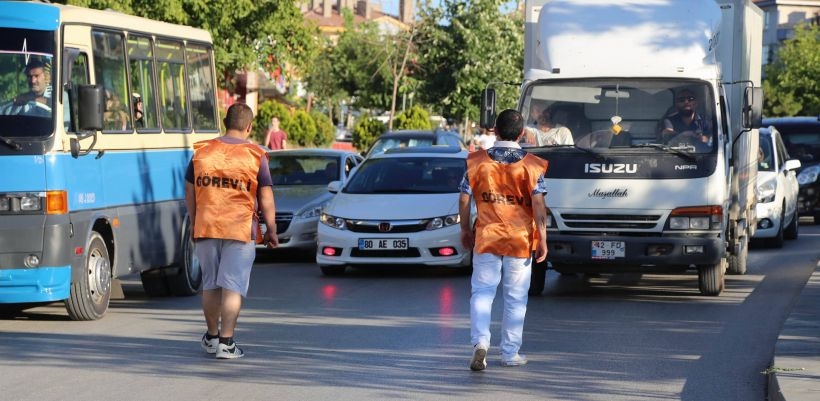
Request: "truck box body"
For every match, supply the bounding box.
[517,0,763,295]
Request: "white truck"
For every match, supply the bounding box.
[480,0,764,295]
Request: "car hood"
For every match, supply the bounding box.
[325,193,459,219]
[273,185,333,213]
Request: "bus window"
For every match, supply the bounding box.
[92,30,131,132]
[127,34,158,131]
[157,39,189,132]
[187,44,217,131]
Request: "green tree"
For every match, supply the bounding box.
[763,23,820,117]
[414,0,523,129]
[311,110,336,148]
[289,110,317,147]
[394,105,433,130]
[62,0,317,90]
[352,116,386,152]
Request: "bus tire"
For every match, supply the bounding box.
[167,216,202,296]
[698,259,725,296]
[727,234,748,275]
[66,231,111,321]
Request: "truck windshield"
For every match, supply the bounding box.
[521,79,716,154]
[0,28,55,138]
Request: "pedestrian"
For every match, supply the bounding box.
[458,108,549,371]
[263,116,288,150]
[184,102,279,359]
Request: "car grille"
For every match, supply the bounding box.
[559,213,661,230]
[346,220,428,233]
[349,248,422,258]
[275,213,293,234]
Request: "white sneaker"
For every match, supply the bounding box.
[470,344,488,371]
[215,342,245,359]
[201,333,218,354]
[501,353,528,367]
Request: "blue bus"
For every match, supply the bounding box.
[0,2,220,320]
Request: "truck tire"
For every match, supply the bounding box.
[728,234,748,275]
[529,259,548,296]
[66,231,111,320]
[698,259,725,296]
[167,217,202,296]
[320,265,346,276]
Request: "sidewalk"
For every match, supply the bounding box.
[768,261,820,401]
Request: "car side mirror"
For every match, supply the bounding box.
[327,180,342,194]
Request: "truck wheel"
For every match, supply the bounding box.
[784,214,799,240]
[698,259,725,296]
[529,260,548,296]
[167,216,202,296]
[728,234,748,275]
[320,265,346,276]
[66,231,111,320]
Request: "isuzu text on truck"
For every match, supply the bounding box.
[480,0,764,295]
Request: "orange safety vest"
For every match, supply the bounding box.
[191,138,267,242]
[467,150,549,257]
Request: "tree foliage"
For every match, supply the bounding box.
[414,0,523,126]
[394,105,432,130]
[352,116,386,152]
[763,23,820,117]
[61,0,317,89]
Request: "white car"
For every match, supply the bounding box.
[753,126,801,247]
[316,146,471,275]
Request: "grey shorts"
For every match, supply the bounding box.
[194,238,256,297]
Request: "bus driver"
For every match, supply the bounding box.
[0,59,52,117]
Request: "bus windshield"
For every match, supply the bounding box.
[521,79,717,155]
[0,28,55,138]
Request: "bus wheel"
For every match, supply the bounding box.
[167,218,202,296]
[66,231,111,320]
[698,259,725,296]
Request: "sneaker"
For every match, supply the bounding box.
[470,344,488,371]
[201,333,218,354]
[501,353,528,367]
[215,342,245,359]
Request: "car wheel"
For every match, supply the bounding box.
[766,209,785,248]
[320,265,346,276]
[784,213,799,240]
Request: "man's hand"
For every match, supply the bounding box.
[263,230,279,248]
[534,239,548,263]
[460,229,474,250]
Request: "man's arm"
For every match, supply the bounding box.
[459,192,474,250]
[258,186,279,248]
[184,182,196,237]
[531,192,548,263]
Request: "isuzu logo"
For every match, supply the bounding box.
[584,163,638,174]
[378,222,391,232]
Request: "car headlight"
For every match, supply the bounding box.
[320,212,347,230]
[798,165,820,185]
[297,203,326,219]
[426,214,460,230]
[756,178,776,203]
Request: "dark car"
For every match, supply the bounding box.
[762,116,820,222]
[364,129,467,158]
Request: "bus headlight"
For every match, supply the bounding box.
[0,197,9,211]
[20,195,42,211]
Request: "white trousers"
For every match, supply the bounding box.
[470,252,532,358]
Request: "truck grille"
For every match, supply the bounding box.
[559,213,661,230]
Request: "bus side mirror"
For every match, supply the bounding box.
[480,88,496,129]
[78,84,104,131]
[743,87,763,129]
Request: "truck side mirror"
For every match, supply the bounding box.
[743,87,763,129]
[480,88,496,129]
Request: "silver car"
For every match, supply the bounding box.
[260,148,363,250]
[753,127,801,247]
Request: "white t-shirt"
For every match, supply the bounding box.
[530,125,573,146]
[476,133,497,149]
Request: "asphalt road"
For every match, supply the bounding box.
[1,223,818,401]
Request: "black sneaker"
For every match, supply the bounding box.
[215,342,244,359]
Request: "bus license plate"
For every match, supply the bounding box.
[591,240,625,260]
[358,238,409,250]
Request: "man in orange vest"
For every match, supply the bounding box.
[458,109,549,371]
[185,102,279,359]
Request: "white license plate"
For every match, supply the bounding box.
[358,238,408,250]
[591,240,625,260]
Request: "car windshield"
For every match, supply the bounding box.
[269,154,341,186]
[367,136,434,157]
[344,156,465,194]
[0,28,56,138]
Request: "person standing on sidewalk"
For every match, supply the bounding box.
[185,102,279,359]
[458,109,549,371]
[263,116,288,150]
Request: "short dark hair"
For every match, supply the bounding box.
[494,109,524,141]
[223,103,254,131]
